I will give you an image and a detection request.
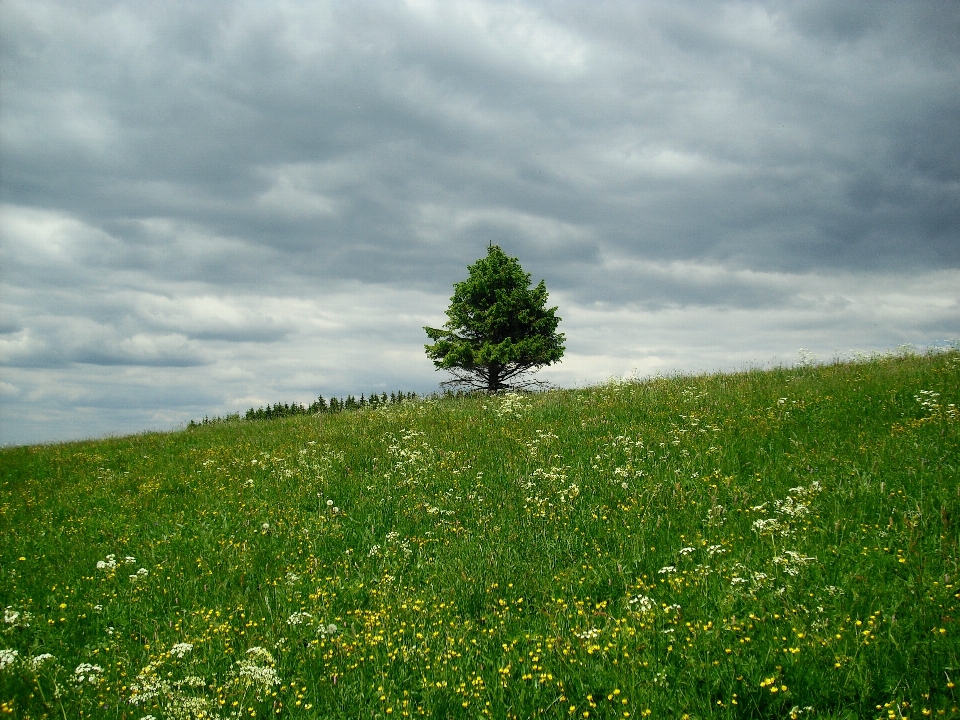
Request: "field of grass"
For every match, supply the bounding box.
[1,349,958,719]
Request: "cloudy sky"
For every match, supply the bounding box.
[2,1,958,446]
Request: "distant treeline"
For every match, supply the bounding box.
[245,391,419,421]
[187,391,422,428]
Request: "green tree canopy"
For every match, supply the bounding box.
[424,245,565,392]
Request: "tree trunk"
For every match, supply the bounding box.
[487,363,500,392]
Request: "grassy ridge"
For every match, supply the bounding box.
[1,350,958,719]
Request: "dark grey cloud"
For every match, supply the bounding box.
[2,0,959,445]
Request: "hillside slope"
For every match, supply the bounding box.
[1,350,958,718]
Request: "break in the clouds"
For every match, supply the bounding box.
[1,0,958,445]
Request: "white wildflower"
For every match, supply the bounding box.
[169,642,193,658]
[0,649,18,670]
[752,518,781,535]
[575,628,600,640]
[124,556,137,564]
[318,623,339,636]
[658,565,676,574]
[679,547,695,556]
[232,650,280,691]
[368,544,382,558]
[261,522,270,532]
[4,609,19,625]
[287,612,313,626]
[164,694,214,717]
[496,392,531,418]
[628,595,655,613]
[234,661,279,689]
[30,653,55,669]
[73,662,104,684]
[731,577,748,585]
[129,568,149,581]
[129,664,165,705]
[245,646,274,664]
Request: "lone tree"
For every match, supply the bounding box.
[424,245,565,392]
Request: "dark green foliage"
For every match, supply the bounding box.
[424,245,565,391]
[233,392,416,424]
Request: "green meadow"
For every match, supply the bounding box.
[1,349,958,719]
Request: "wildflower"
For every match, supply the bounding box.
[319,623,338,636]
[30,653,55,669]
[3,609,19,625]
[232,648,280,691]
[96,554,117,571]
[129,568,149,581]
[752,518,781,535]
[124,556,137,564]
[368,544,382,558]
[285,572,301,586]
[73,662,104,684]
[731,577,748,585]
[129,666,166,705]
[658,566,676,574]
[245,646,275,664]
[575,628,600,640]
[0,649,18,670]
[287,612,313,626]
[169,643,193,658]
[261,522,270,532]
[679,547,695,556]
[628,595,655,613]
[326,499,334,507]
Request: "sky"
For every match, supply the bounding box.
[1,0,958,446]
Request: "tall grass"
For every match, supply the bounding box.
[1,349,958,719]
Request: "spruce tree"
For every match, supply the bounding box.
[424,245,564,392]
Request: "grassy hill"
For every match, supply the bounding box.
[1,349,958,719]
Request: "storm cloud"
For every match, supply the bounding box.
[2,0,958,445]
